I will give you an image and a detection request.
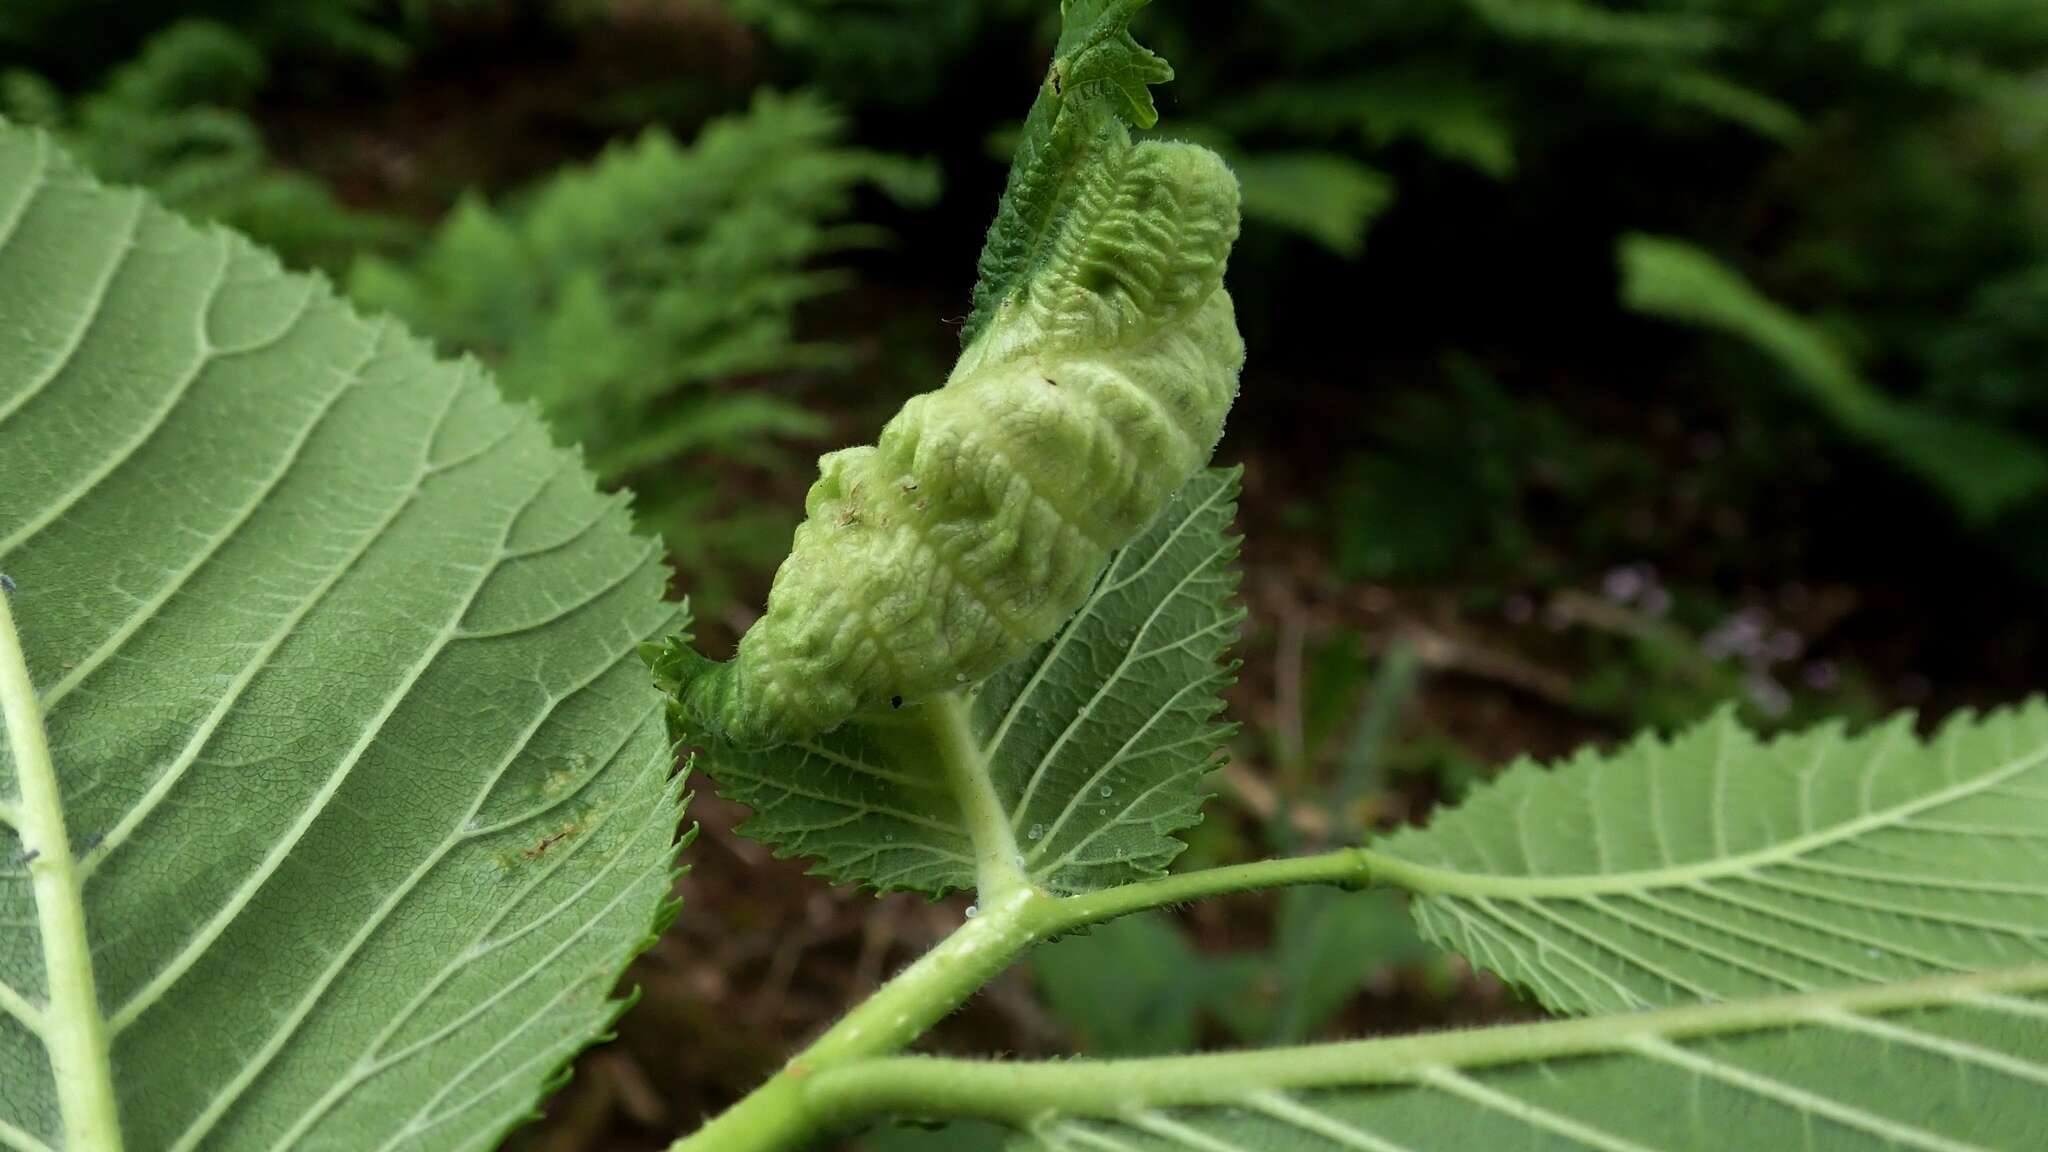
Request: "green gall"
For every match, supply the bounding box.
[660,135,1243,747]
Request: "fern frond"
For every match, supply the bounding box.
[350,89,937,503]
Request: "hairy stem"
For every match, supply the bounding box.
[798,964,2048,1130]
[0,590,123,1151]
[670,736,1473,1152]
[1043,847,1378,933]
[669,843,1413,1151]
[929,693,1028,901]
[673,692,1045,1152]
[672,885,1052,1152]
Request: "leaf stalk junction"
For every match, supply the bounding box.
[671,691,1532,1152]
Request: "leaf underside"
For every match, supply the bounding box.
[1376,701,2048,1018]
[1010,970,2048,1151]
[706,467,1242,895]
[0,125,683,1150]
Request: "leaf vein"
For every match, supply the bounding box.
[0,229,235,559]
[109,432,563,1034]
[0,191,141,432]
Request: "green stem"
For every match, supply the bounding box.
[928,693,1028,901]
[670,844,1400,1151]
[798,964,2048,1130]
[1042,847,1378,934]
[672,885,1053,1152]
[672,703,1439,1152]
[0,589,124,1151]
[673,692,1044,1152]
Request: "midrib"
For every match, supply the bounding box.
[0,591,123,1150]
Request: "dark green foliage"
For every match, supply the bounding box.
[733,0,2041,260]
[1223,888,1439,1043]
[1929,262,2048,427]
[351,91,938,576]
[0,20,404,269]
[1032,914,1256,1055]
[725,0,1039,109]
[0,0,442,76]
[736,0,2048,558]
[1621,233,2048,525]
[1329,361,1648,583]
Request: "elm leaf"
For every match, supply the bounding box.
[0,122,685,1151]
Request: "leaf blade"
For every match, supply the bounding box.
[1374,701,2048,1016]
[0,123,684,1151]
[986,467,1242,892]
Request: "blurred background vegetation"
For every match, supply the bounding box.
[5,1,2044,1147]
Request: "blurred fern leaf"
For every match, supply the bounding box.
[1621,232,2048,523]
[351,90,937,568]
[1227,151,1393,258]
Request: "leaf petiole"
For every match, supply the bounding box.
[671,883,1054,1152]
[675,689,1048,1152]
[928,693,1031,903]
[1040,848,1383,935]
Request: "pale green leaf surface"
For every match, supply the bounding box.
[975,968,2048,1151]
[0,124,683,1151]
[1375,701,2048,1017]
[703,467,1241,896]
[1620,232,2048,523]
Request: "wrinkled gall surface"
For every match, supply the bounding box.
[667,134,1244,747]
